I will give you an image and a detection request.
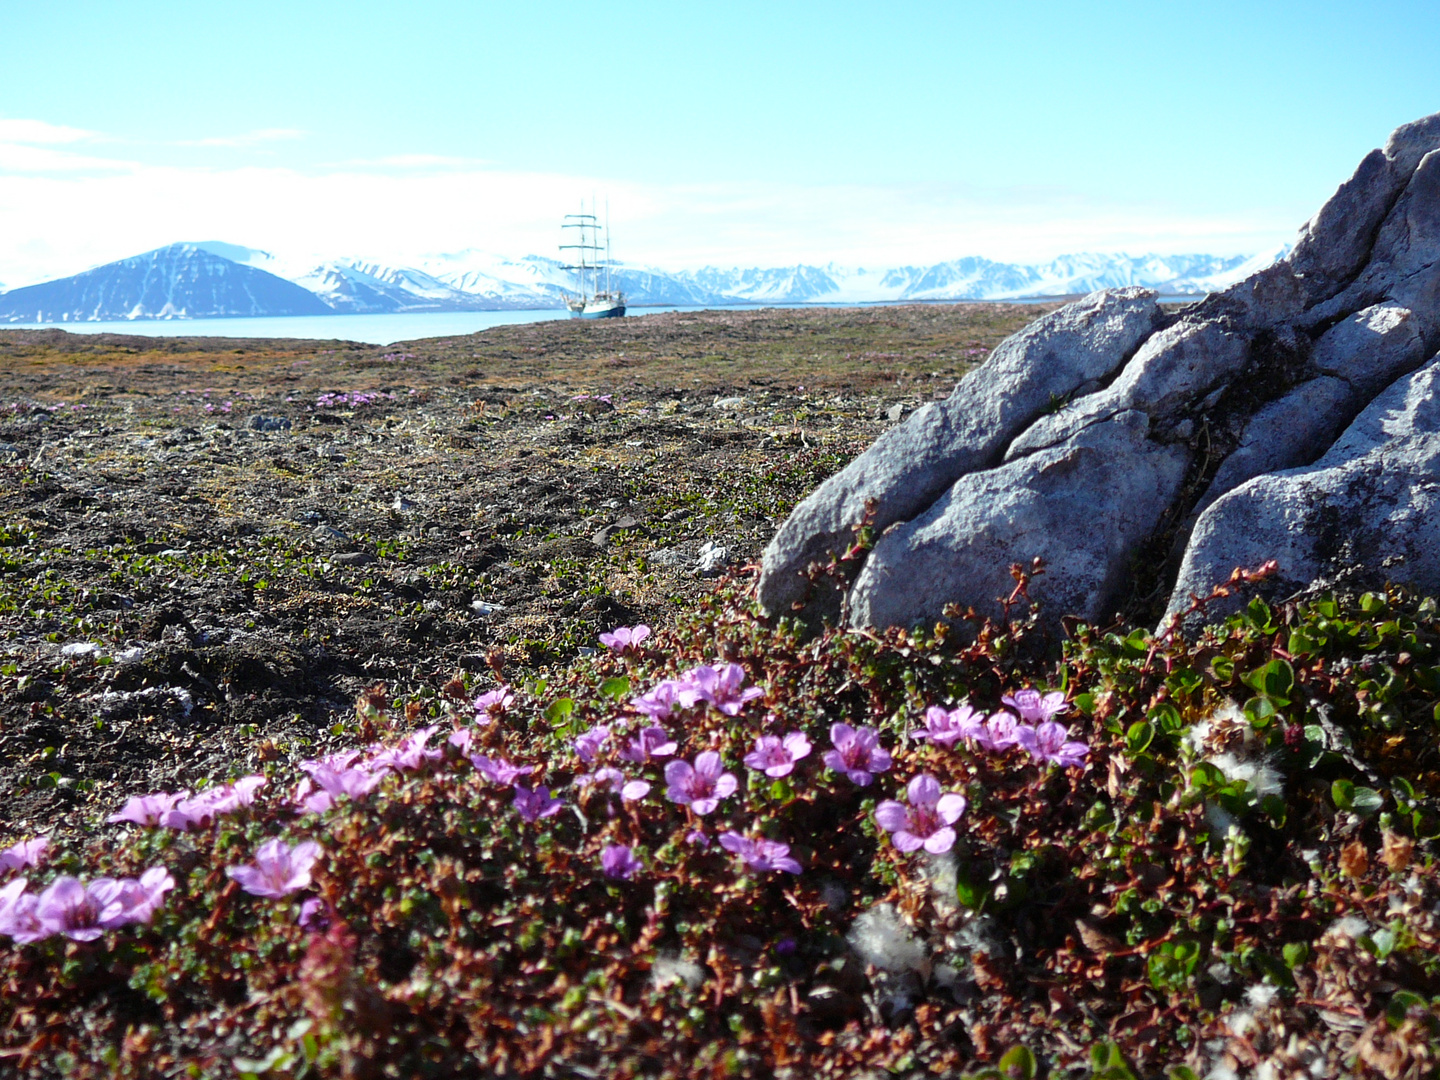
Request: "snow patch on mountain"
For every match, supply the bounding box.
[2,243,1289,322]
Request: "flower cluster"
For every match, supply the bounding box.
[107,775,267,830]
[631,662,764,720]
[3,615,1092,960]
[314,390,395,409]
[911,689,1089,768]
[0,867,173,943]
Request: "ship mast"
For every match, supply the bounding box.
[560,200,605,304]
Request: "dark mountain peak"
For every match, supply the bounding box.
[0,243,333,323]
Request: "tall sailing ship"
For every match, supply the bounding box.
[559,204,626,319]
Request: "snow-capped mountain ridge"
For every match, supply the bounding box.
[0,243,1290,323]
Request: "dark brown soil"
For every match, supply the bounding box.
[0,303,1054,844]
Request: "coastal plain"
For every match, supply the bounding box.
[0,303,1050,838]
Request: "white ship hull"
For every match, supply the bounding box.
[566,295,626,319]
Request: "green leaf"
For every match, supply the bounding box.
[1350,786,1384,818]
[1190,762,1226,790]
[1287,627,1325,656]
[996,1044,1036,1080]
[1332,778,1355,811]
[955,864,988,911]
[1089,1041,1139,1079]
[1391,775,1416,804]
[1241,658,1293,701]
[1072,692,1096,716]
[1125,720,1154,754]
[1282,942,1310,968]
[1210,656,1234,682]
[1148,702,1183,735]
[1244,596,1276,632]
[1387,990,1428,1027]
[1243,695,1280,727]
[599,676,631,700]
[545,697,575,726]
[1360,591,1388,615]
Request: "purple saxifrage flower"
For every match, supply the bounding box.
[226,838,322,899]
[631,679,683,721]
[32,877,122,941]
[298,897,332,932]
[0,837,49,873]
[295,760,385,813]
[742,733,812,778]
[1016,720,1090,767]
[874,774,967,854]
[600,844,643,880]
[110,867,175,924]
[912,704,984,748]
[208,775,267,812]
[663,752,737,816]
[370,727,442,773]
[31,869,170,941]
[599,624,651,652]
[574,724,611,765]
[618,726,678,764]
[1001,688,1069,725]
[160,775,267,830]
[576,768,651,802]
[718,832,802,874]
[470,754,533,788]
[0,878,45,943]
[675,663,764,715]
[513,785,563,823]
[975,711,1026,752]
[473,687,515,723]
[821,723,892,786]
[108,791,188,828]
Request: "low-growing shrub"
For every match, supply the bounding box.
[1,578,1439,1078]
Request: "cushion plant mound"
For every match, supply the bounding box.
[2,580,1439,1078]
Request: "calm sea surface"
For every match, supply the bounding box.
[3,297,1200,346]
[2,306,761,346]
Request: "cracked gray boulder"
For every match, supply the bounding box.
[755,287,1165,619]
[758,111,1440,631]
[1170,355,1440,619]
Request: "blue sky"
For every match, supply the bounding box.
[1,0,1437,285]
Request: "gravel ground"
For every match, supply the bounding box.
[0,303,1052,843]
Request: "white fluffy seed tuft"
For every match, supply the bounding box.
[848,903,927,974]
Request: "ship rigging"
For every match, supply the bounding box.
[559,202,626,319]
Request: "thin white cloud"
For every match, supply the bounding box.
[0,118,96,144]
[0,142,136,174]
[0,151,1303,290]
[329,153,493,170]
[176,128,307,148]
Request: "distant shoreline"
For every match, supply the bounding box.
[0,294,1206,344]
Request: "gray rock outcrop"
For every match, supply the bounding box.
[758,111,1440,632]
[1171,358,1440,613]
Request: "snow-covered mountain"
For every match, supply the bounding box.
[676,252,1270,305]
[0,243,332,323]
[0,242,1288,323]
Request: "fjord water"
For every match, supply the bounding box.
[0,297,1167,346]
[0,306,750,345]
